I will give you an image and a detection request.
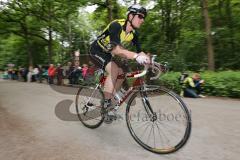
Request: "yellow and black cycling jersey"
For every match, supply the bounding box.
[96,19,141,53]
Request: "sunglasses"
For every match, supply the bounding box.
[136,14,145,20]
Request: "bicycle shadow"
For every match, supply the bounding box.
[54,87,136,122]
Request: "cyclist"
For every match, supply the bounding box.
[89,4,150,122]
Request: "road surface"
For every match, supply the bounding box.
[0,80,240,160]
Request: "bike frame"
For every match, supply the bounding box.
[98,70,146,107]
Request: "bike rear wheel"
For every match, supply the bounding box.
[126,86,191,154]
[75,85,105,129]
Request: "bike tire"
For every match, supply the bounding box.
[126,86,191,154]
[75,86,105,129]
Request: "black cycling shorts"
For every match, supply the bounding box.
[89,41,130,73]
[89,41,112,70]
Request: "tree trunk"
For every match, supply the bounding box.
[165,0,172,43]
[107,0,113,22]
[175,0,184,50]
[22,24,33,66]
[47,1,53,64]
[225,0,235,51]
[25,38,33,66]
[201,0,215,71]
[159,0,165,38]
[48,28,53,64]
[218,0,224,19]
[67,15,73,55]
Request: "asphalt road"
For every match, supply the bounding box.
[0,80,240,160]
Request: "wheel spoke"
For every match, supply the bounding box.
[154,121,166,148]
[139,121,152,139]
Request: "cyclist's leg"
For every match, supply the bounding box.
[89,42,124,123]
[112,58,129,90]
[104,61,124,99]
[89,42,115,108]
[89,42,127,99]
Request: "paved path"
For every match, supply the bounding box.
[0,80,240,160]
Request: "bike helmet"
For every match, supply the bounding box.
[127,4,147,17]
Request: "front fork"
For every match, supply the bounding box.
[140,86,157,122]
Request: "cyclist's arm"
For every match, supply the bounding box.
[111,45,138,60]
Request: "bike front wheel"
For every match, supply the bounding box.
[75,86,105,129]
[126,86,191,154]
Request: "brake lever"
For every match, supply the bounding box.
[150,54,157,74]
[151,55,157,64]
[150,63,161,80]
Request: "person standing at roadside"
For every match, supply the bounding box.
[48,64,56,84]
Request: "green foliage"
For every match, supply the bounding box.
[157,72,182,92]
[138,0,240,71]
[0,0,91,66]
[0,34,48,69]
[208,0,240,70]
[0,0,240,71]
[89,1,126,33]
[0,35,28,69]
[139,0,208,71]
[202,71,240,98]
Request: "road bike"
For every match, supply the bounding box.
[75,55,191,154]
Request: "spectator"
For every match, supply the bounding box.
[72,66,82,84]
[81,64,88,80]
[12,69,18,80]
[56,63,64,85]
[32,66,39,82]
[66,62,74,85]
[48,64,56,84]
[37,65,43,83]
[2,70,9,79]
[8,68,13,80]
[22,67,29,82]
[85,63,95,84]
[18,67,24,81]
[180,73,205,98]
[27,66,33,82]
[41,67,48,82]
[88,63,95,76]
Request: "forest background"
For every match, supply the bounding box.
[0,0,239,97]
